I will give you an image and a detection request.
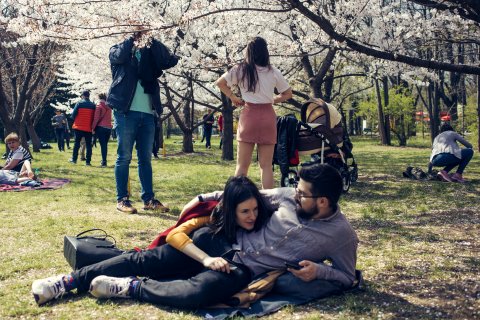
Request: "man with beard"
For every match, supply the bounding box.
[85,163,358,307]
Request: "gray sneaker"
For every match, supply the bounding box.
[89,276,135,299]
[32,275,67,305]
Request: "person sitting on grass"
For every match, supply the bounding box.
[0,160,36,185]
[428,123,474,183]
[1,132,33,172]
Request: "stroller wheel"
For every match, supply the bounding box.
[281,170,299,188]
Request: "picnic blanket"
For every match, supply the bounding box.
[0,178,70,192]
[196,270,364,319]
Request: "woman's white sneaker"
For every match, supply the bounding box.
[89,275,135,299]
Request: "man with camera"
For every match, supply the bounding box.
[107,29,179,214]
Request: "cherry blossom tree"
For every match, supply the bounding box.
[3,0,479,149]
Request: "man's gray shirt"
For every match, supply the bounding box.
[203,187,358,287]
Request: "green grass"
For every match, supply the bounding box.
[0,135,479,319]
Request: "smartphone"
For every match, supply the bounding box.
[284,261,302,270]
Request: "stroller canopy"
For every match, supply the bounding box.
[301,98,342,129]
[297,98,344,154]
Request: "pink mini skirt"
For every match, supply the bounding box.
[237,102,277,145]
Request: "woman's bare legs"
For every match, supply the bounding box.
[19,160,35,179]
[235,141,255,177]
[257,144,275,189]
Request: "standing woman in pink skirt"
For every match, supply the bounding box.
[216,37,292,189]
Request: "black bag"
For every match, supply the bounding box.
[63,229,125,270]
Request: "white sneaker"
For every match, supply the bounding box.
[89,275,135,299]
[32,275,67,305]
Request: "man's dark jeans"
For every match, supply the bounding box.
[95,126,111,166]
[71,227,251,308]
[54,128,65,151]
[72,129,92,163]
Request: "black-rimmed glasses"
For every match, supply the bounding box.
[295,187,319,199]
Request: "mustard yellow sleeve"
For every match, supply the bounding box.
[166,216,211,251]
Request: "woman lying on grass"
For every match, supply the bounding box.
[32,176,272,308]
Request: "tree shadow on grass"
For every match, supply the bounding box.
[346,177,479,205]
[337,286,445,318]
[350,218,443,247]
[359,275,480,318]
[345,180,417,203]
[409,208,480,227]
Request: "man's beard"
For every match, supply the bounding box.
[295,200,318,220]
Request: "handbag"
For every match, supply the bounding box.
[63,228,125,270]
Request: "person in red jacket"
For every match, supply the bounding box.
[69,90,96,166]
[92,93,113,168]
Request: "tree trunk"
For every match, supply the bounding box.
[447,42,459,122]
[158,117,164,148]
[348,109,355,135]
[433,82,441,136]
[221,93,234,161]
[182,92,193,153]
[477,70,480,152]
[323,68,334,102]
[375,78,389,145]
[3,128,8,155]
[26,114,41,152]
[427,81,440,142]
[355,117,362,135]
[382,77,391,145]
[166,116,171,139]
[182,129,194,153]
[19,126,30,154]
[398,115,407,146]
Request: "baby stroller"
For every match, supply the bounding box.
[274,98,358,192]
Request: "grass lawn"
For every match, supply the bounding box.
[0,135,478,319]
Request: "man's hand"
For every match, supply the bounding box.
[287,260,318,282]
[203,257,231,273]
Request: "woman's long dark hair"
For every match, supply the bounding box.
[209,176,272,243]
[238,37,271,93]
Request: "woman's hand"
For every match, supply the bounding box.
[203,257,231,273]
[230,94,245,107]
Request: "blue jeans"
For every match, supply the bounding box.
[114,111,155,202]
[431,149,474,174]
